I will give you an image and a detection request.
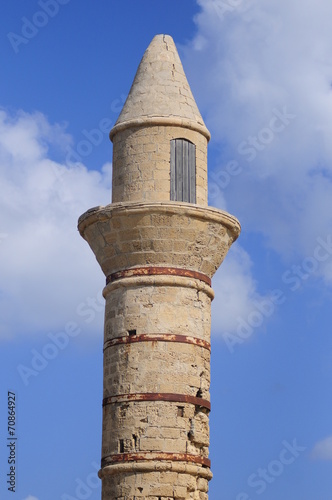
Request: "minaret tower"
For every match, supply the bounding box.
[78,35,240,500]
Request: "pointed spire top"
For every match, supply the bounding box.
[110,34,210,140]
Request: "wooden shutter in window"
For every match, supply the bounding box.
[170,139,196,203]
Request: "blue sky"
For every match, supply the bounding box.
[1,1,332,499]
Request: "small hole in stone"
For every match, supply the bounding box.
[128,329,137,336]
[138,487,143,493]
[196,388,203,398]
[119,439,124,453]
[132,434,137,449]
[177,406,184,417]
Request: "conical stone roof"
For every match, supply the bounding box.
[110,34,210,140]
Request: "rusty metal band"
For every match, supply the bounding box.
[101,452,211,468]
[103,392,211,411]
[103,334,211,352]
[106,266,211,286]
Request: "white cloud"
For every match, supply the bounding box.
[212,244,258,331]
[182,0,332,274]
[23,496,39,500]
[311,435,332,460]
[0,109,111,340]
[211,244,273,342]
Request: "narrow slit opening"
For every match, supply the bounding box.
[177,406,184,417]
[196,388,203,398]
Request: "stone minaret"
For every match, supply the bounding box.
[78,34,240,500]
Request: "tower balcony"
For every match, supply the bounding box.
[78,201,240,282]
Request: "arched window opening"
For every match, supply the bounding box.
[170,139,196,203]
